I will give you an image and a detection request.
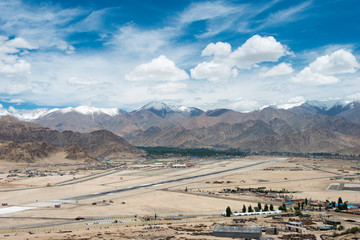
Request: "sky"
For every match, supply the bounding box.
[0,0,359,112]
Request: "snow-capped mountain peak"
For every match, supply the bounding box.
[0,105,121,121]
[139,101,203,117]
[140,101,190,113]
[305,99,352,111]
[59,106,120,116]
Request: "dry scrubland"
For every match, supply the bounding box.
[0,156,359,239]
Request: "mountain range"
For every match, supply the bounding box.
[2,100,360,155]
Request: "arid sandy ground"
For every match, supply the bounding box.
[0,156,359,239]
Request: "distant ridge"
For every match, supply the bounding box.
[2,101,360,155]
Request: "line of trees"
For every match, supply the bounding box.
[226,203,275,216]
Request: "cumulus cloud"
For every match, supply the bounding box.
[292,49,359,85]
[229,35,290,69]
[309,49,359,75]
[291,67,339,85]
[260,63,293,77]
[190,61,235,82]
[0,36,37,74]
[125,55,189,81]
[201,42,231,58]
[191,35,290,81]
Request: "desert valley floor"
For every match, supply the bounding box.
[1,155,360,239]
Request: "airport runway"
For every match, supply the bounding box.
[64,158,286,201]
[0,158,286,216]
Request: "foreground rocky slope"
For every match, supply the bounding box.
[0,116,142,161]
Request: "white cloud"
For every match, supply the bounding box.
[4,83,32,95]
[277,96,305,109]
[201,42,231,58]
[1,98,25,104]
[110,25,176,57]
[345,92,360,102]
[68,76,100,85]
[227,99,260,112]
[257,1,312,30]
[260,63,293,77]
[191,35,290,81]
[149,82,188,95]
[0,59,31,74]
[125,55,189,81]
[0,36,36,74]
[291,67,339,85]
[292,49,359,86]
[309,49,359,75]
[179,1,237,24]
[190,61,235,82]
[229,35,290,69]
[56,40,75,54]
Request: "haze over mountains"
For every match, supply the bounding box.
[1,100,360,155]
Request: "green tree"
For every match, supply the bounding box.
[343,202,348,210]
[338,225,344,231]
[338,197,343,205]
[242,205,246,213]
[270,204,274,211]
[248,205,253,212]
[305,198,308,205]
[264,204,269,211]
[226,206,232,217]
[257,202,262,211]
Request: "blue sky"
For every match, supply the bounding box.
[0,0,359,112]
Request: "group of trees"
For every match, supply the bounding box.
[225,203,275,217]
[139,146,248,157]
[326,197,348,211]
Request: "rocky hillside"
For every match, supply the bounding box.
[2,100,360,155]
[0,116,143,161]
[130,107,360,155]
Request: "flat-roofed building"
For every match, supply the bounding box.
[213,225,262,239]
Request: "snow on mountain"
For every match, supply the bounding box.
[59,106,120,116]
[0,106,121,121]
[140,101,197,113]
[305,100,343,110]
[139,101,204,118]
[0,107,58,121]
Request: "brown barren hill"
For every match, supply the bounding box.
[0,116,143,160]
